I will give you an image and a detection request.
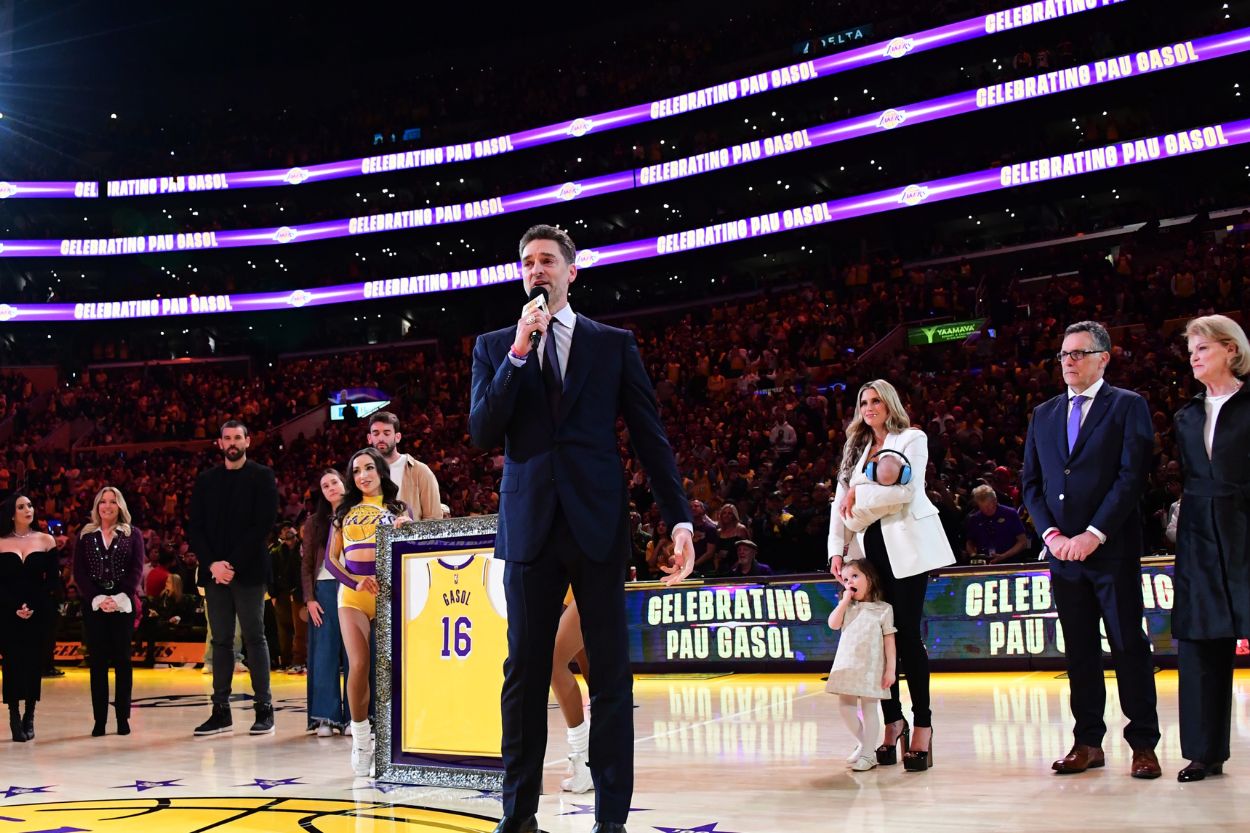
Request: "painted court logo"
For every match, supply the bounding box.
[883,37,915,59]
[272,226,299,244]
[567,117,595,137]
[898,184,930,206]
[575,249,601,268]
[877,109,907,130]
[557,182,584,201]
[0,797,500,832]
[284,167,310,185]
[0,304,18,322]
[0,182,17,199]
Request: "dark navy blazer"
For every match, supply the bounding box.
[469,314,691,564]
[1021,382,1153,561]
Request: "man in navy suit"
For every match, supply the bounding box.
[1022,320,1161,779]
[470,224,694,833]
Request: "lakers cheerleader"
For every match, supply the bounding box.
[325,447,412,776]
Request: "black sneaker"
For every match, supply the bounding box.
[193,704,233,736]
[250,702,275,735]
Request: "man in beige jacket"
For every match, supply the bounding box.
[366,411,445,520]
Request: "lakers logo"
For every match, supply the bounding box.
[898,184,930,206]
[286,289,313,308]
[272,226,300,244]
[0,303,17,322]
[0,797,497,832]
[343,504,394,543]
[0,181,16,199]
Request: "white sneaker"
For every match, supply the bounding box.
[316,722,334,738]
[844,743,863,764]
[850,755,878,772]
[351,738,374,777]
[560,752,594,793]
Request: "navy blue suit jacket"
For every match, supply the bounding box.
[469,315,691,564]
[1021,382,1152,561]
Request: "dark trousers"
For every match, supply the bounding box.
[1,615,43,704]
[1051,556,1160,749]
[83,608,135,721]
[501,506,632,824]
[864,522,934,728]
[204,581,271,707]
[1178,637,1235,763]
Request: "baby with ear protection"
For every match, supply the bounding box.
[842,451,907,532]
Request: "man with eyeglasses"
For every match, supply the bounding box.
[1022,320,1160,780]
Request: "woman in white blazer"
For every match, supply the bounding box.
[828,379,955,771]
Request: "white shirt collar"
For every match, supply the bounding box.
[1067,377,1105,401]
[551,304,578,329]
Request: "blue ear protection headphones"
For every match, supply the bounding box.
[864,449,913,485]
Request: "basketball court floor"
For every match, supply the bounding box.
[2,668,1247,832]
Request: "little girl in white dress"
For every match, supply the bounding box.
[826,558,897,771]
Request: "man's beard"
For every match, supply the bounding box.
[374,441,396,457]
[223,447,244,460]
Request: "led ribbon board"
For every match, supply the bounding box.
[0,29,1237,257]
[1,116,1244,324]
[1,1,1128,199]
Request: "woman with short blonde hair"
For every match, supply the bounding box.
[1171,315,1250,781]
[72,486,145,737]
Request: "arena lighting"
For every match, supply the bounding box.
[0,0,1129,200]
[1,28,1240,257]
[1,117,1246,324]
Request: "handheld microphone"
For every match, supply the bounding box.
[525,286,549,352]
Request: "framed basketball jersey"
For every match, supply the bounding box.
[401,552,508,757]
[374,516,508,790]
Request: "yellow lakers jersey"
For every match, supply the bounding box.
[403,553,508,758]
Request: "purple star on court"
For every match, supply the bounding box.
[654,824,742,833]
[1,785,54,799]
[239,777,303,790]
[363,781,408,795]
[114,779,183,792]
[561,804,652,816]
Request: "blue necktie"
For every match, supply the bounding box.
[1067,394,1087,453]
[542,320,563,418]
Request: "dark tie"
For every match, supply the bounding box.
[1067,394,1087,453]
[542,320,563,418]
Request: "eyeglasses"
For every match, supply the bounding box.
[1054,349,1107,362]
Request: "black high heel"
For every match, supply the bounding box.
[903,728,933,771]
[21,704,34,741]
[10,711,28,742]
[876,719,910,765]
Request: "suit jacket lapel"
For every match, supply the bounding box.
[1052,395,1069,461]
[1069,384,1112,460]
[557,316,596,423]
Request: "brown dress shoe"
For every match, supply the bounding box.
[1131,748,1161,779]
[1052,744,1105,774]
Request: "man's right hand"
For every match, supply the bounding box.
[511,305,550,357]
[307,600,324,627]
[210,561,235,584]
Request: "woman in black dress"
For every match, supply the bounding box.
[1172,315,1250,782]
[0,492,59,742]
[72,486,145,736]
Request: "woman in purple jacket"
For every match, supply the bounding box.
[73,486,145,737]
